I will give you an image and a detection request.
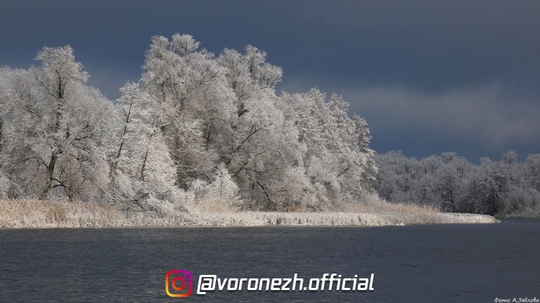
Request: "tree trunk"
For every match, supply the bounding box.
[40,153,58,200]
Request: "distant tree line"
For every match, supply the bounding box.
[0,34,376,212]
[373,150,540,216]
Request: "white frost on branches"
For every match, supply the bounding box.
[0,35,377,213]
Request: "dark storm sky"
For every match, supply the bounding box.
[2,0,539,162]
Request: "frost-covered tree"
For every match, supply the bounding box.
[430,153,472,211]
[1,35,381,213]
[0,46,114,201]
[282,89,377,207]
[374,150,540,216]
[137,35,306,210]
[0,68,22,198]
[142,34,235,187]
[373,151,473,209]
[466,151,539,216]
[109,82,184,209]
[372,150,422,202]
[219,45,309,210]
[138,34,378,210]
[466,157,510,215]
[524,154,540,191]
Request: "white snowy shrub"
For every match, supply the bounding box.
[189,163,242,213]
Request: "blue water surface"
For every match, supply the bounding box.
[0,220,539,302]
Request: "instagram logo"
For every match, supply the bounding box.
[166,270,193,297]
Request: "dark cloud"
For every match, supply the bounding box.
[1,0,539,160]
[341,85,540,161]
[278,1,540,92]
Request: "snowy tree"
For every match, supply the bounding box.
[225,91,307,210]
[109,82,184,209]
[354,113,377,189]
[432,153,473,211]
[1,35,381,213]
[281,89,376,207]
[218,45,311,210]
[375,149,540,216]
[142,34,236,187]
[375,151,476,210]
[495,151,539,215]
[0,46,114,201]
[435,164,461,209]
[524,154,540,191]
[466,157,511,215]
[0,68,23,198]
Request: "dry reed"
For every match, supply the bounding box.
[0,199,497,229]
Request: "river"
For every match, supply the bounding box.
[1,220,538,302]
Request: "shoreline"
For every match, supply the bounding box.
[0,199,497,229]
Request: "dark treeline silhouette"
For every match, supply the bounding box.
[373,150,540,217]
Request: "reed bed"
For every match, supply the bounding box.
[0,199,497,229]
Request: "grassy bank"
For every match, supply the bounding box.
[0,199,497,229]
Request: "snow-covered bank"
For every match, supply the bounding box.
[175,211,497,226]
[0,199,497,229]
